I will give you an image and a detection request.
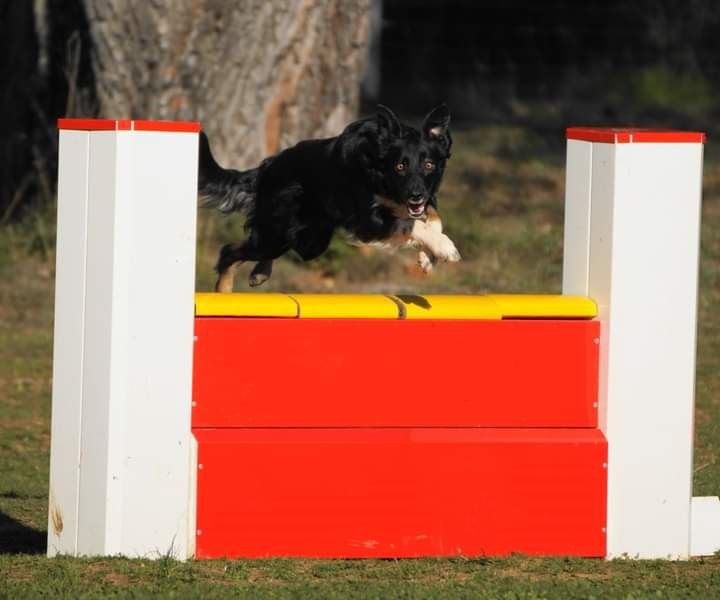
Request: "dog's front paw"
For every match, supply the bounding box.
[433,234,461,262]
[418,250,435,274]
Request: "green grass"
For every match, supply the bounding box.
[1,554,720,599]
[1,125,719,598]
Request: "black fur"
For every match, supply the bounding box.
[199,104,453,286]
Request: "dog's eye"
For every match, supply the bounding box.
[395,162,406,174]
[423,160,435,172]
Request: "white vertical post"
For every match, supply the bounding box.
[563,128,706,558]
[49,119,199,559]
[48,130,90,555]
[562,139,593,295]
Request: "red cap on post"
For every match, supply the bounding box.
[566,127,706,144]
[57,118,202,133]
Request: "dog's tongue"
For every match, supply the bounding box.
[409,204,424,216]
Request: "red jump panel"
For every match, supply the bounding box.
[194,427,607,558]
[192,318,600,428]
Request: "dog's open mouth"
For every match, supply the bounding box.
[407,199,426,219]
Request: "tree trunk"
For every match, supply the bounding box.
[82,0,371,167]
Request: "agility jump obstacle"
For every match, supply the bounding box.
[48,119,720,560]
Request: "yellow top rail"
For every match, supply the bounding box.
[195,293,597,320]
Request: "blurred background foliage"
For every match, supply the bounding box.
[378,0,720,124]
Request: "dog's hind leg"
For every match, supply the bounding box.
[249,260,273,287]
[215,243,245,292]
[215,233,289,291]
[214,180,304,290]
[294,222,334,262]
[215,264,240,293]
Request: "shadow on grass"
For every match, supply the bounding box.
[0,510,46,554]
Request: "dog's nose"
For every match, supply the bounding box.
[408,193,424,204]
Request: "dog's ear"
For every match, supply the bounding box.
[376,104,401,137]
[422,103,451,138]
[422,103,452,156]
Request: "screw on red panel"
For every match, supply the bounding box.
[191,401,197,408]
[198,464,204,470]
[602,463,607,469]
[197,529,202,536]
[593,337,600,345]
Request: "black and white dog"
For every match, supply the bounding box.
[199,104,460,291]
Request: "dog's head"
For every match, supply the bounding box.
[375,104,452,219]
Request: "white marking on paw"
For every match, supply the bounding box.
[433,234,461,262]
[418,251,434,273]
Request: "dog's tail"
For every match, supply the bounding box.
[198,131,258,214]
